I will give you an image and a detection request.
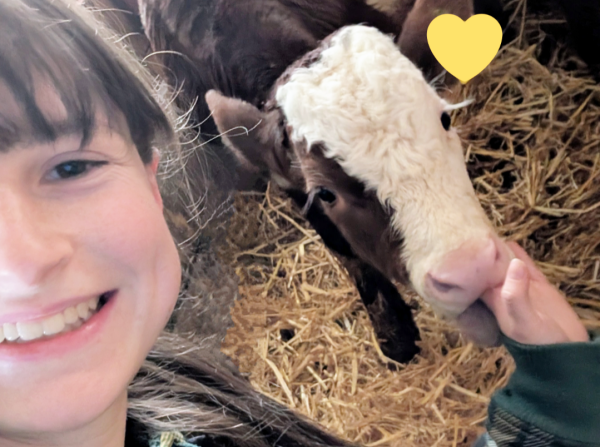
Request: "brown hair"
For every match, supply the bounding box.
[0,0,176,160]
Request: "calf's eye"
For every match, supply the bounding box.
[441,112,451,131]
[317,187,336,204]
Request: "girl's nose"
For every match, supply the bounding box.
[0,192,73,297]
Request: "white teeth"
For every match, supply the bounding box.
[0,295,105,344]
[76,302,90,320]
[42,313,66,336]
[16,321,44,341]
[3,323,19,341]
[63,307,79,325]
[88,297,98,311]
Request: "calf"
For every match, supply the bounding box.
[90,0,511,363]
[207,25,515,350]
[134,0,433,363]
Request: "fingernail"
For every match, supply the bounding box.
[508,259,526,280]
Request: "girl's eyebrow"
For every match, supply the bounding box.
[44,120,91,150]
[1,119,94,154]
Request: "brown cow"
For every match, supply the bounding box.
[206,24,516,349]
[86,0,513,364]
[134,0,598,361]
[87,0,431,363]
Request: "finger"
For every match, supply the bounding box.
[506,241,547,281]
[500,258,535,326]
[480,260,531,338]
[497,260,564,343]
[506,242,535,268]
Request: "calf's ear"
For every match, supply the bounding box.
[205,90,272,168]
[206,90,279,190]
[206,90,302,191]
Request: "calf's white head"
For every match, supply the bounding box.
[207,25,513,346]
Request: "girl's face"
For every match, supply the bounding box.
[0,85,181,440]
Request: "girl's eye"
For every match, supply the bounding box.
[48,160,107,181]
[441,112,451,131]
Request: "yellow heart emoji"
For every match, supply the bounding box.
[427,14,502,84]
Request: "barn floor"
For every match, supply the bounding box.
[217,1,600,445]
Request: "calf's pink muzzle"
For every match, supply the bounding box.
[425,235,513,346]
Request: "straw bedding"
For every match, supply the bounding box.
[216,1,600,445]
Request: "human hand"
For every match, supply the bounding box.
[482,241,589,345]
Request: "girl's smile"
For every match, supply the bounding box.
[0,291,116,361]
[0,290,111,333]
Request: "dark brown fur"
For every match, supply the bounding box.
[136,0,422,364]
[207,76,422,364]
[139,0,399,138]
[90,0,600,368]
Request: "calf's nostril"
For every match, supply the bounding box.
[428,274,460,293]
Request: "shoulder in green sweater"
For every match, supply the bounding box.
[478,331,600,447]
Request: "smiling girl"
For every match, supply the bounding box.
[0,0,179,443]
[0,1,598,447]
[0,2,344,446]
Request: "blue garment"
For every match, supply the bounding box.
[149,432,202,447]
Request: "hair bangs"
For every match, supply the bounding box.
[0,0,175,162]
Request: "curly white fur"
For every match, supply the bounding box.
[276,25,494,309]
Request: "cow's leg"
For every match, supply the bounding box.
[348,260,421,364]
[289,190,420,364]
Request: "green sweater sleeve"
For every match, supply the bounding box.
[483,331,600,447]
